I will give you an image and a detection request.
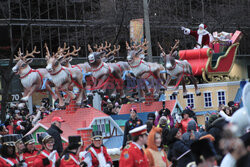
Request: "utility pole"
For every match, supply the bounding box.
[143,0,153,62]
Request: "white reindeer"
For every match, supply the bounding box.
[12,47,57,102]
[45,44,86,107]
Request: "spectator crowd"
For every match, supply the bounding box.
[0,95,249,167]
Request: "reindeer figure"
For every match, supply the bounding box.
[87,43,126,100]
[45,44,86,107]
[12,47,57,101]
[158,40,201,97]
[126,40,166,100]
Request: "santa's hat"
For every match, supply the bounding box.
[199,23,207,29]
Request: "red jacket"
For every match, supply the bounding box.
[33,150,59,167]
[60,153,80,167]
[0,156,18,167]
[89,146,112,167]
[19,150,38,167]
[119,142,149,167]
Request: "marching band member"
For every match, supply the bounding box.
[88,131,112,167]
[120,125,149,167]
[0,134,19,166]
[33,132,60,167]
[14,134,25,158]
[19,134,38,167]
[60,135,87,167]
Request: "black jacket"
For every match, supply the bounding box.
[47,124,63,155]
[207,117,227,151]
[167,139,194,167]
[122,117,143,147]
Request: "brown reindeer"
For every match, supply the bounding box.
[126,40,167,100]
[87,43,127,100]
[12,47,57,102]
[45,44,86,107]
[158,40,201,97]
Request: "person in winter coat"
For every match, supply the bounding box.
[47,116,65,155]
[154,108,174,128]
[145,127,170,167]
[122,108,143,148]
[207,117,228,154]
[182,120,201,143]
[167,128,194,167]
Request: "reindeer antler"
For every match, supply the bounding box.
[57,42,70,55]
[102,41,111,52]
[64,46,81,58]
[158,42,166,55]
[24,46,40,59]
[126,41,131,50]
[106,45,120,57]
[14,48,23,61]
[44,43,51,59]
[88,44,93,53]
[169,40,179,56]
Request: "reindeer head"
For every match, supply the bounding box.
[45,43,63,73]
[126,40,148,64]
[158,40,179,70]
[12,47,40,74]
[87,43,106,65]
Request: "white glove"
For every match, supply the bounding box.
[176,115,182,123]
[181,26,186,30]
[48,150,57,161]
[106,164,111,167]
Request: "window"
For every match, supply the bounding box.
[217,91,226,106]
[204,92,212,108]
[186,94,194,108]
[169,94,177,100]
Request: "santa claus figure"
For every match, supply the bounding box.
[181,24,213,49]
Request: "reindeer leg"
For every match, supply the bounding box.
[182,78,188,98]
[21,89,29,101]
[45,81,58,100]
[189,75,201,96]
[55,88,65,107]
[172,74,182,96]
[74,78,85,106]
[21,85,39,102]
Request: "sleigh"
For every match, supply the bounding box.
[179,30,242,83]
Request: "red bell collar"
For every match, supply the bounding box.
[20,69,33,79]
[167,62,177,71]
[92,63,104,72]
[50,67,64,75]
[130,60,142,68]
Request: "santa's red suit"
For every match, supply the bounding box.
[33,150,59,167]
[0,156,18,167]
[19,150,38,167]
[119,142,149,167]
[89,146,112,167]
[182,24,213,49]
